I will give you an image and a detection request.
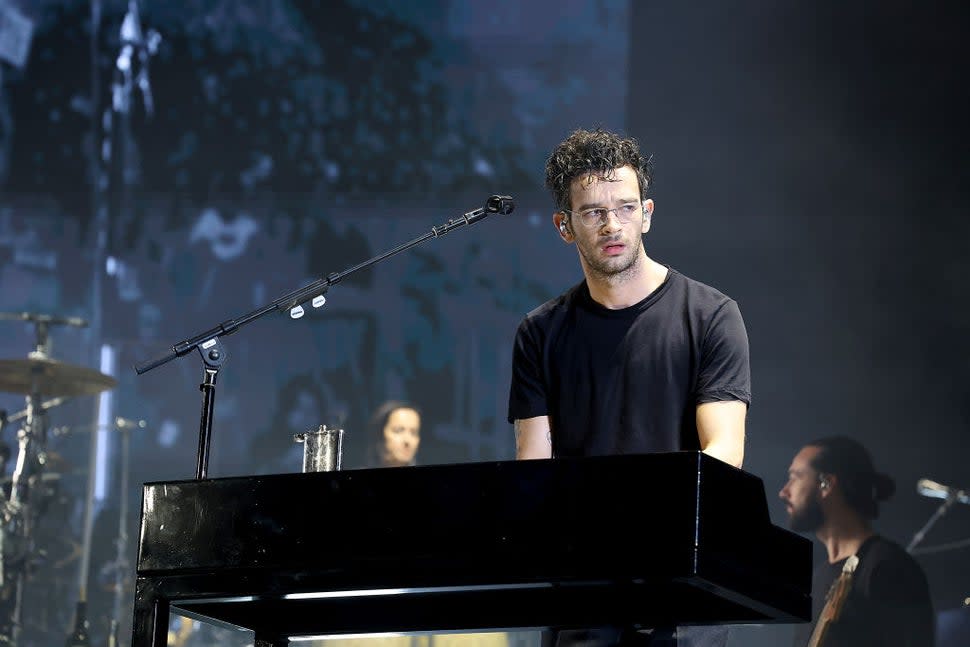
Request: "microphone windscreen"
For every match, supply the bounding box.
[487,195,515,215]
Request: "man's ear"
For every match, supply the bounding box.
[553,212,572,242]
[818,473,836,497]
[641,199,654,235]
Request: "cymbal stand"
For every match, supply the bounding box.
[0,315,84,646]
[0,391,51,647]
[1,323,53,647]
[2,396,71,427]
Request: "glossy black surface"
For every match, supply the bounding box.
[131,452,811,645]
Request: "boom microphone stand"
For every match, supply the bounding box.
[907,478,970,553]
[136,195,515,480]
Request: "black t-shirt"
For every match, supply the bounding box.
[507,268,751,456]
[793,535,936,647]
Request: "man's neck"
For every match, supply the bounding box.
[586,253,668,309]
[815,515,874,564]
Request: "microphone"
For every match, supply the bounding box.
[430,195,515,238]
[486,195,515,215]
[916,478,970,505]
[115,416,147,430]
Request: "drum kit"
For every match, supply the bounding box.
[0,312,118,647]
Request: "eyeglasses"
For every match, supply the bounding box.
[562,203,643,228]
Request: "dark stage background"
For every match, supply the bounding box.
[0,1,968,646]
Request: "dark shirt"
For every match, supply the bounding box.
[507,268,751,454]
[793,535,935,647]
[508,268,750,647]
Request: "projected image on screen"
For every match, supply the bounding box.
[0,3,629,643]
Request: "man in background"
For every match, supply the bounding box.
[779,435,935,646]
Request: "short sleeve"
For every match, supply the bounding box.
[507,317,549,423]
[695,299,751,406]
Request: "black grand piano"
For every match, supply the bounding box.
[131,452,811,646]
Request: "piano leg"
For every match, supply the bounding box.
[130,578,171,647]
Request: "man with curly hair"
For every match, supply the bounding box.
[507,128,751,646]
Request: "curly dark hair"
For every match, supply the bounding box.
[808,435,896,520]
[544,128,654,214]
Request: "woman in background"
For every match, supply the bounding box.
[364,400,421,468]
[337,401,516,647]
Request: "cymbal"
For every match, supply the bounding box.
[0,357,117,396]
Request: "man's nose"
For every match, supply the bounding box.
[601,211,623,232]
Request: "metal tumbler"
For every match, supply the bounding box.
[294,425,343,472]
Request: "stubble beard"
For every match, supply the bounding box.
[788,497,825,533]
[578,233,645,286]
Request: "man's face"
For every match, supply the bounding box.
[779,445,826,532]
[559,165,652,281]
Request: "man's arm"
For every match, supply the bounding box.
[696,400,746,467]
[514,416,552,459]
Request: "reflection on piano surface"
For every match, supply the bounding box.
[131,452,812,646]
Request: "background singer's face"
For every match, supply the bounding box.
[382,407,421,467]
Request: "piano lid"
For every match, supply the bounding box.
[134,451,811,635]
